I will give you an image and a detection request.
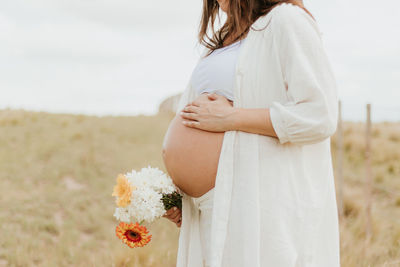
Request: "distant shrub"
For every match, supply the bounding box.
[387,164,395,174]
[389,134,400,143]
[343,197,360,218]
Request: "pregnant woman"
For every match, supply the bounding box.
[162,0,340,266]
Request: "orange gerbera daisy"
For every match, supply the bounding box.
[112,174,136,207]
[115,222,152,248]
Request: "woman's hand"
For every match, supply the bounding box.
[162,207,182,228]
[180,93,236,132]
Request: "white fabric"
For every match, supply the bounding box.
[194,187,215,267]
[177,187,215,267]
[190,39,246,101]
[176,3,340,267]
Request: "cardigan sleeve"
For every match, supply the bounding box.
[268,4,339,145]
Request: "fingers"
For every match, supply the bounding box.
[182,105,200,113]
[189,101,201,107]
[163,207,177,217]
[182,120,200,128]
[174,213,182,227]
[162,207,182,228]
[171,210,181,223]
[169,208,180,220]
[176,217,182,228]
[163,207,182,224]
[180,111,198,121]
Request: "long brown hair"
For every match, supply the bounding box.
[199,0,314,56]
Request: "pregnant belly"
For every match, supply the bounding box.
[162,96,227,197]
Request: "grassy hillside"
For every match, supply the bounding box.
[0,109,399,267]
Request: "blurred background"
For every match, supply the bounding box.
[0,0,399,266]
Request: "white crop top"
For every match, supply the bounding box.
[190,38,246,101]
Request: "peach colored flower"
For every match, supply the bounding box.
[112,174,136,207]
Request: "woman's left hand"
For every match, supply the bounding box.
[180,93,237,132]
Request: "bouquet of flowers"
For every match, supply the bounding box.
[112,166,182,248]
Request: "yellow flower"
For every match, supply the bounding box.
[112,174,136,207]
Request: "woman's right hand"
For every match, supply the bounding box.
[162,207,182,227]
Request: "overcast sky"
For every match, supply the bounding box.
[0,0,399,121]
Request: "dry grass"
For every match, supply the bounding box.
[0,109,399,266]
[330,122,400,267]
[0,109,178,267]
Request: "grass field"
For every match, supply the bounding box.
[0,109,399,267]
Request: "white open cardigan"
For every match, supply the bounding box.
[175,3,340,267]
